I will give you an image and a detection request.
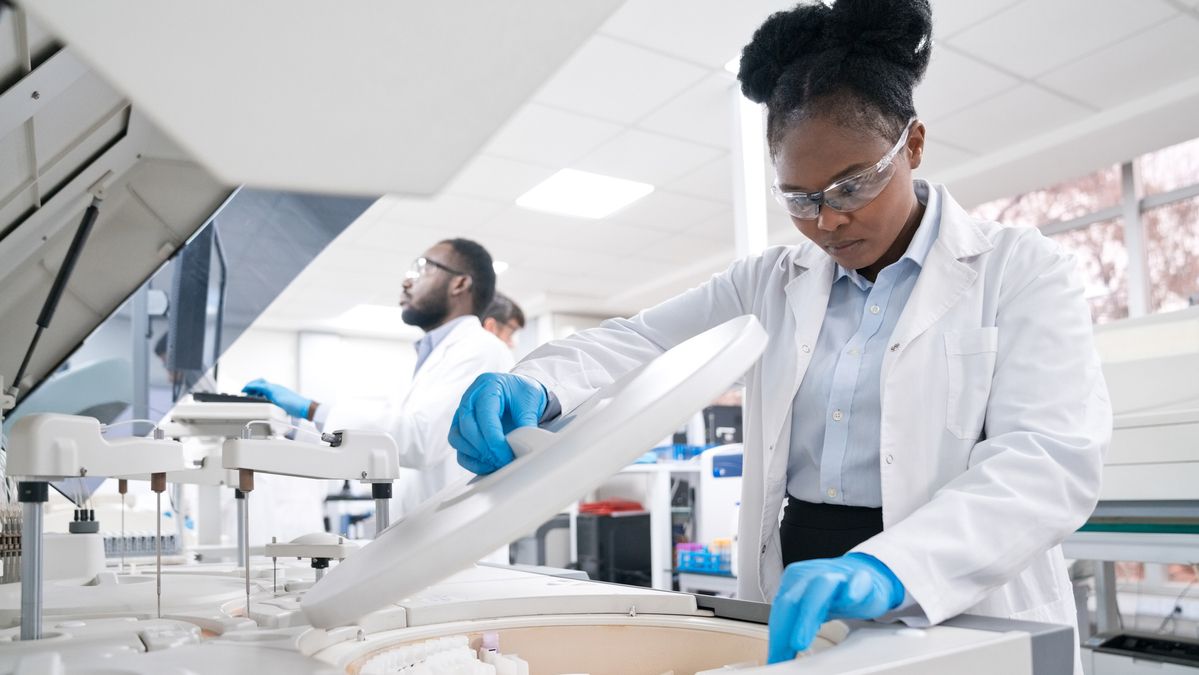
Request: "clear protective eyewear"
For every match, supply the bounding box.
[771,118,917,220]
[405,256,467,281]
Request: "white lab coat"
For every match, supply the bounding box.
[331,316,514,519]
[513,184,1110,667]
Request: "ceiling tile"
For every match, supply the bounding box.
[915,47,1020,121]
[607,189,729,234]
[637,73,738,149]
[445,154,556,203]
[931,84,1092,154]
[369,194,508,247]
[946,0,1177,79]
[929,0,1024,37]
[689,208,737,242]
[574,129,724,185]
[599,0,796,68]
[484,103,624,167]
[666,156,734,202]
[1037,15,1199,109]
[475,206,592,244]
[533,35,709,124]
[635,233,731,264]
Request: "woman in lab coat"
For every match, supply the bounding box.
[450,0,1110,670]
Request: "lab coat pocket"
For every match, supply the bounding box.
[944,327,999,440]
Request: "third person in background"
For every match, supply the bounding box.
[481,292,525,350]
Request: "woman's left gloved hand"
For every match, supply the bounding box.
[768,552,905,663]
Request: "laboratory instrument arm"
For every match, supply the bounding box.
[854,231,1110,626]
[512,254,760,418]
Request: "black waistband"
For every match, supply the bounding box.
[783,495,883,530]
[780,496,884,564]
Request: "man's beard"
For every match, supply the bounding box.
[401,288,450,331]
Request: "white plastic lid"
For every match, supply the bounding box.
[301,315,768,628]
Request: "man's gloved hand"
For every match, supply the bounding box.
[449,373,547,475]
[241,378,313,420]
[768,552,904,663]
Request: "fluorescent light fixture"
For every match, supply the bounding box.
[724,55,739,74]
[493,260,509,275]
[515,169,653,219]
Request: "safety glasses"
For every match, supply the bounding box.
[406,256,467,281]
[771,118,917,220]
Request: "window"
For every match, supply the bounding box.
[1143,195,1199,313]
[1050,219,1129,323]
[1139,137,1199,196]
[970,165,1121,228]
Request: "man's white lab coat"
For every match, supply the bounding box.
[513,184,1110,664]
[331,317,513,518]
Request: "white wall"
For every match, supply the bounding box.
[215,326,416,407]
[214,327,300,393]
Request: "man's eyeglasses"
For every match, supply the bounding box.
[771,118,917,220]
[406,256,467,280]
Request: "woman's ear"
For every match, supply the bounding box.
[907,120,926,171]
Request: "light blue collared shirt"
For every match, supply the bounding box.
[787,181,941,508]
[414,315,473,374]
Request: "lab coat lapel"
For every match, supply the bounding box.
[763,251,834,473]
[404,318,476,406]
[883,187,992,381]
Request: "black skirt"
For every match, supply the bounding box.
[780,495,884,565]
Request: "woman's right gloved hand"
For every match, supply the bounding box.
[449,373,547,475]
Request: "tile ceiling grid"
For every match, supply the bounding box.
[262,0,1199,328]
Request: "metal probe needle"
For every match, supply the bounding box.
[150,472,166,619]
[240,469,254,620]
[155,491,162,617]
[118,479,127,574]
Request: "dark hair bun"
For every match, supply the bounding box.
[829,0,932,80]
[738,3,832,104]
[738,0,932,104]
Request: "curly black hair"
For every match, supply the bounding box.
[440,238,496,318]
[737,0,932,155]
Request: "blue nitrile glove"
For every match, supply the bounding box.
[241,378,313,419]
[449,373,547,475]
[768,552,904,663]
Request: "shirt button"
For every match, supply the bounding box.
[848,348,859,356]
[832,409,843,422]
[827,487,837,498]
[885,454,894,464]
[801,344,811,353]
[869,305,881,314]
[761,544,768,554]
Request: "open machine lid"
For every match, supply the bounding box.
[302,315,769,629]
[22,2,624,197]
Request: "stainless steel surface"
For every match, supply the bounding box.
[236,493,246,562]
[155,491,162,618]
[374,498,390,535]
[120,492,125,573]
[18,501,41,640]
[243,492,250,618]
[1095,561,1120,634]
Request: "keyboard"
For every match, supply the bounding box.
[191,392,270,404]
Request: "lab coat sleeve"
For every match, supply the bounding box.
[854,231,1111,625]
[387,338,515,469]
[512,254,765,416]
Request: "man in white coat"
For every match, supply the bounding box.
[245,238,513,518]
[449,1,1109,672]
